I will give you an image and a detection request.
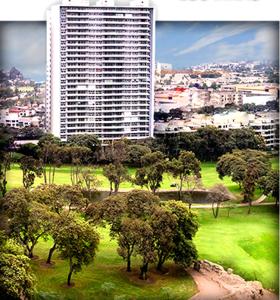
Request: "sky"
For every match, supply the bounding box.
[0,21,278,81]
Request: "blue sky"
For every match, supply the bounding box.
[156,22,279,68]
[0,21,278,81]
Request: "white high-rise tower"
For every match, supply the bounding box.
[46,0,155,142]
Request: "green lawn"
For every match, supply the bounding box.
[7,162,241,194]
[195,206,279,292]
[32,226,196,300]
[31,206,278,299]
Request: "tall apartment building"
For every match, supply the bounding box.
[46,0,155,142]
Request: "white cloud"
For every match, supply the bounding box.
[213,25,279,62]
[175,22,259,56]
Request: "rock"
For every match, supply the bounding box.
[227,268,233,274]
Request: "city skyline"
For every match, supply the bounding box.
[0,21,279,81]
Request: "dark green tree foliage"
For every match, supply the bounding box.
[150,207,177,271]
[87,190,198,278]
[0,232,36,300]
[3,188,54,258]
[126,144,151,167]
[216,150,271,212]
[17,143,39,158]
[154,127,266,161]
[258,169,279,205]
[54,214,99,286]
[19,156,43,189]
[135,151,166,194]
[168,151,201,200]
[0,126,14,197]
[67,134,100,153]
[164,200,199,267]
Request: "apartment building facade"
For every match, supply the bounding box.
[46,0,155,142]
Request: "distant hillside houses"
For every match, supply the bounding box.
[154,110,279,150]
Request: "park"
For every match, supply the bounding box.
[0,129,279,300]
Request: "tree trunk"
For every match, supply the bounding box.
[109,182,113,195]
[126,256,131,272]
[139,263,148,280]
[67,259,74,286]
[114,182,119,193]
[247,200,252,214]
[178,179,183,200]
[46,243,57,264]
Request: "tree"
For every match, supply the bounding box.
[126,144,151,167]
[207,184,235,218]
[0,232,36,300]
[135,221,155,280]
[258,170,279,206]
[19,156,43,189]
[63,145,91,186]
[38,135,63,184]
[103,163,130,194]
[67,134,100,157]
[0,127,14,197]
[79,167,100,207]
[117,217,143,272]
[3,188,54,258]
[216,150,271,210]
[150,207,177,271]
[104,139,129,164]
[55,215,99,286]
[135,151,166,194]
[17,143,39,158]
[34,184,86,264]
[168,151,201,200]
[164,200,199,268]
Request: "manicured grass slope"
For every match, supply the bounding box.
[31,206,278,299]
[195,206,279,292]
[6,162,240,194]
[32,226,196,300]
[8,158,278,194]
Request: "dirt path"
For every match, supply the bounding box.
[189,268,228,300]
[188,261,279,300]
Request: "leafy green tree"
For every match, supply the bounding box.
[164,200,199,268]
[207,184,234,218]
[135,221,155,280]
[126,144,151,167]
[135,151,166,194]
[17,143,39,159]
[0,232,36,300]
[0,127,14,197]
[258,170,279,206]
[216,149,270,209]
[117,217,143,272]
[3,188,54,258]
[79,167,100,207]
[67,134,100,155]
[151,207,177,271]
[105,139,129,164]
[63,145,91,186]
[168,151,201,200]
[55,215,99,286]
[38,135,63,184]
[103,163,130,194]
[19,156,43,189]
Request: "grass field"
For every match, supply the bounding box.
[195,206,279,292]
[31,206,278,299]
[32,227,196,300]
[7,157,278,199]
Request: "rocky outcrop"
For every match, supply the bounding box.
[192,260,277,300]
